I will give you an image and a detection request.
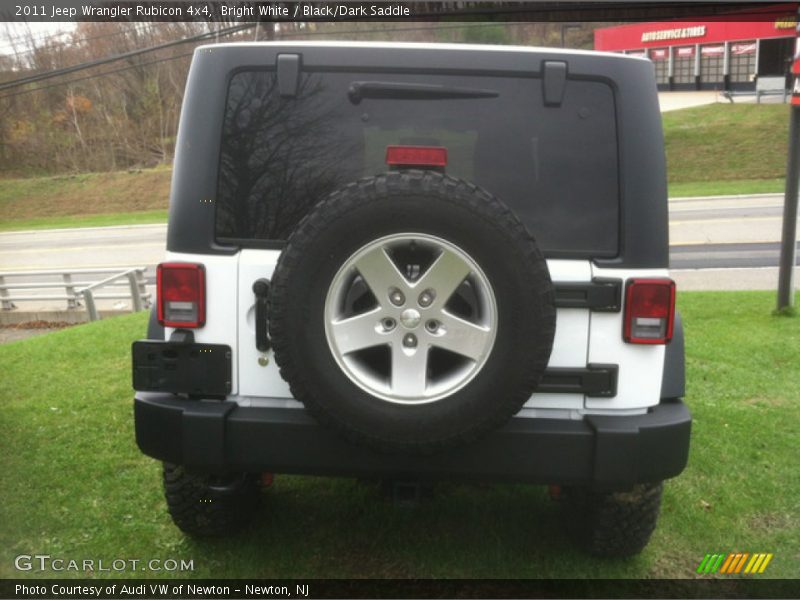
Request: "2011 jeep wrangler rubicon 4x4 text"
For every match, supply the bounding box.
[132,42,691,557]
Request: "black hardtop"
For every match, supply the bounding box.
[167,42,668,268]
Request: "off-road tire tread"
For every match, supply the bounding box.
[162,463,260,537]
[269,170,555,454]
[562,482,664,557]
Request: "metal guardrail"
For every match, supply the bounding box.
[720,89,790,104]
[0,267,151,321]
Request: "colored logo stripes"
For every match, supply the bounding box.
[697,553,773,575]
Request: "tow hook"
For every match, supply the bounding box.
[207,473,253,497]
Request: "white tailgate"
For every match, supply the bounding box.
[519,259,592,414]
[166,250,664,415]
[586,265,669,411]
[237,249,293,402]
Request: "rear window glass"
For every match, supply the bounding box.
[216,69,619,256]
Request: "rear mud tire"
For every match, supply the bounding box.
[561,482,664,557]
[163,463,261,537]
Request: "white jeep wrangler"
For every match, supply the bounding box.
[133,42,691,557]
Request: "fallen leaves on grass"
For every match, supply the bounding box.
[4,320,74,329]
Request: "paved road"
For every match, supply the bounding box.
[0,223,167,271]
[658,91,719,113]
[1,194,793,269]
[0,224,166,316]
[671,241,799,269]
[669,194,785,247]
[0,193,797,298]
[669,193,796,269]
[667,193,798,291]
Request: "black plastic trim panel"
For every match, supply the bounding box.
[276,54,301,97]
[134,394,691,486]
[542,60,568,106]
[553,278,621,312]
[132,341,232,396]
[537,364,618,398]
[132,339,616,398]
[660,311,685,399]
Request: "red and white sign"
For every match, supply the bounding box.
[731,42,757,55]
[794,8,800,75]
[793,6,800,105]
[650,48,668,60]
[595,6,795,51]
[641,25,706,43]
[676,46,696,58]
[626,50,648,58]
[701,45,725,56]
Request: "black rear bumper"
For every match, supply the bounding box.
[134,393,691,486]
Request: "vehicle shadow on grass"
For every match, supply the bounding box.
[180,476,651,579]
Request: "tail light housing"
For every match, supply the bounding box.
[157,263,205,328]
[386,145,447,168]
[623,278,675,344]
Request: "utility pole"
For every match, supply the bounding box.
[777,7,800,312]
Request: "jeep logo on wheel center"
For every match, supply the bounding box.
[131,41,691,556]
[400,309,421,329]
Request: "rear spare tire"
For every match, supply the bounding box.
[269,171,555,453]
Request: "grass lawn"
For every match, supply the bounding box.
[0,291,798,579]
[0,169,171,231]
[669,178,785,199]
[663,104,789,185]
[0,210,168,232]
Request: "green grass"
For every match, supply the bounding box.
[0,169,171,231]
[669,178,785,199]
[1,291,798,579]
[0,210,168,232]
[663,104,789,184]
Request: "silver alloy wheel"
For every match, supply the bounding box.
[324,233,497,404]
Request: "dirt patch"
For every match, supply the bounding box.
[0,321,75,344]
[741,396,789,409]
[5,320,74,329]
[749,511,796,533]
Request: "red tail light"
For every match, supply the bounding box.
[623,278,675,344]
[386,145,447,167]
[157,263,205,328]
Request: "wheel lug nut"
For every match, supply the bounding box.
[402,333,417,348]
[382,318,396,331]
[389,289,405,306]
[425,320,439,333]
[418,289,435,307]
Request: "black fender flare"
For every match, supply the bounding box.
[147,306,165,341]
[660,311,685,399]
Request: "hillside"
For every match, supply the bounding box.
[0,103,790,231]
[662,103,789,183]
[0,168,171,230]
